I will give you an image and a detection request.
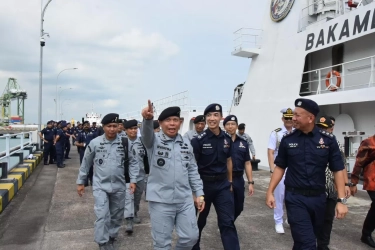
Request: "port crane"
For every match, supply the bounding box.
[0,78,27,125]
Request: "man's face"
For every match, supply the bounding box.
[92,123,96,127]
[293,107,314,130]
[62,127,67,131]
[206,112,222,130]
[160,116,181,137]
[154,127,160,133]
[78,124,83,130]
[83,123,90,130]
[47,123,52,128]
[67,124,71,129]
[103,123,118,139]
[224,121,237,135]
[282,116,293,127]
[238,129,245,135]
[195,122,206,133]
[330,120,335,133]
[54,122,57,127]
[118,123,124,132]
[125,126,138,138]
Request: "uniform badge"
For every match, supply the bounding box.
[133,149,136,155]
[215,105,220,111]
[231,117,235,120]
[224,139,228,144]
[98,159,103,165]
[297,101,302,106]
[239,142,245,148]
[157,158,165,167]
[320,117,326,123]
[319,138,324,145]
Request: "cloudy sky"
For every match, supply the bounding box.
[0,0,266,124]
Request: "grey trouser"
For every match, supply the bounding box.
[93,189,126,244]
[149,201,199,250]
[124,180,145,218]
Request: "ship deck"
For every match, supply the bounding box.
[0,150,373,250]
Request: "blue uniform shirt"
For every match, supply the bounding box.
[231,135,251,172]
[76,130,96,151]
[41,128,54,141]
[56,129,65,145]
[275,126,344,190]
[191,128,232,175]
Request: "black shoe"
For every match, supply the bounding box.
[361,235,375,248]
[109,237,116,245]
[49,161,54,164]
[65,157,71,159]
[57,164,65,168]
[317,246,330,250]
[44,162,49,165]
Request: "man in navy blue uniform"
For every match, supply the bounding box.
[224,115,254,221]
[191,103,239,250]
[75,121,96,186]
[64,123,73,159]
[266,98,348,250]
[54,121,67,168]
[91,122,98,134]
[39,120,55,165]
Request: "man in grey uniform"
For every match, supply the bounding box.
[77,113,138,250]
[141,100,205,250]
[237,123,256,159]
[183,115,206,141]
[117,119,127,138]
[123,119,148,234]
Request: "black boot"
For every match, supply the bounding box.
[361,235,375,248]
[44,162,49,165]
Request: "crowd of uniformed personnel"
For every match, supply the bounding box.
[38,98,375,250]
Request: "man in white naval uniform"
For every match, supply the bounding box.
[76,113,138,250]
[141,101,205,250]
[183,115,206,141]
[267,107,294,234]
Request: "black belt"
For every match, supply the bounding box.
[285,186,325,197]
[200,173,227,182]
[232,171,244,177]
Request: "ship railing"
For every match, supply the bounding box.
[299,0,350,32]
[300,54,375,95]
[0,132,35,178]
[233,28,262,51]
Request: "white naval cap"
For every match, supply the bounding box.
[280,107,294,113]
[280,107,294,118]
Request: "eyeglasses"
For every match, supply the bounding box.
[284,117,292,120]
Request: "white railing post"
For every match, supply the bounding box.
[317,70,322,94]
[20,132,24,149]
[370,56,374,87]
[341,64,345,90]
[5,135,10,172]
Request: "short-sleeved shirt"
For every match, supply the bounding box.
[274,126,344,190]
[41,128,54,141]
[76,130,96,151]
[191,128,232,175]
[231,135,251,172]
[55,129,66,144]
[268,125,295,160]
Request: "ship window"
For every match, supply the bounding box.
[332,44,344,72]
[300,54,311,96]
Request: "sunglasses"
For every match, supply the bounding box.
[284,117,293,120]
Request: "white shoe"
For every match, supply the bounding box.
[275,223,285,234]
[284,218,290,228]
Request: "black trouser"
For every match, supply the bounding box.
[317,198,337,249]
[363,191,375,237]
[43,140,54,163]
[64,141,70,158]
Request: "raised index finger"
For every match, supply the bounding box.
[148,100,152,111]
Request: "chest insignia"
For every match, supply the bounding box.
[239,142,246,148]
[288,143,298,148]
[98,159,103,165]
[203,143,212,149]
[319,138,324,145]
[157,158,165,167]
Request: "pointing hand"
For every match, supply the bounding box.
[141,100,154,120]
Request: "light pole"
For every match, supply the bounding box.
[60,99,71,120]
[58,87,72,119]
[38,0,53,132]
[56,68,77,120]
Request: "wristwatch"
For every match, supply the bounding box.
[248,181,254,185]
[345,183,356,187]
[337,198,348,205]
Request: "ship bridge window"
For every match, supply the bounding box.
[232,82,245,106]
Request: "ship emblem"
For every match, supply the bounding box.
[319,138,324,145]
[270,0,295,22]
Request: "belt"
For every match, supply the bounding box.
[232,171,244,177]
[200,173,227,182]
[285,186,325,197]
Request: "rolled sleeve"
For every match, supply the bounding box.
[328,139,344,172]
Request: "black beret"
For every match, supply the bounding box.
[158,106,180,121]
[316,116,333,128]
[47,120,53,125]
[153,120,160,129]
[204,103,222,116]
[295,98,320,117]
[238,123,245,130]
[92,122,97,124]
[60,122,67,128]
[124,119,138,129]
[193,115,205,124]
[223,115,238,126]
[101,113,119,125]
[83,121,90,125]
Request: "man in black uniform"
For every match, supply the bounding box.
[39,120,55,165]
[266,98,348,249]
[191,103,239,250]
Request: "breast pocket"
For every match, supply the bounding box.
[152,150,171,170]
[200,148,214,167]
[315,149,329,165]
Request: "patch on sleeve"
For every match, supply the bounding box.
[133,149,136,155]
[274,128,282,132]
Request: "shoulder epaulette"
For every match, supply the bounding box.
[224,131,231,138]
[319,130,334,138]
[197,132,206,140]
[283,129,297,138]
[274,128,282,132]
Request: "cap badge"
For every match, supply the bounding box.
[286,108,293,114]
[215,105,220,111]
[297,101,302,106]
[320,117,326,123]
[319,138,324,145]
[231,117,235,120]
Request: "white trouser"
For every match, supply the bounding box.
[274,174,285,225]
